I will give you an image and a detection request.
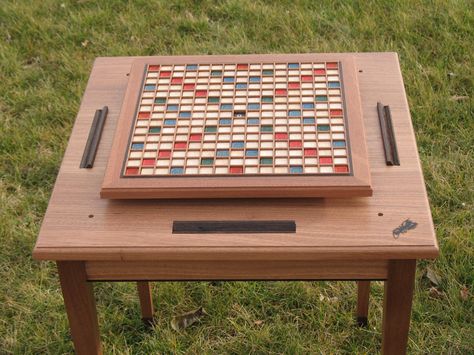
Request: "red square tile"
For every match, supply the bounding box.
[326,62,338,69]
[275,89,287,96]
[230,166,243,174]
[158,150,171,158]
[195,90,207,97]
[125,167,139,175]
[335,165,349,173]
[189,134,202,141]
[138,112,150,119]
[314,69,326,75]
[183,83,195,90]
[304,149,317,156]
[275,133,288,140]
[237,64,249,70]
[142,159,155,166]
[319,157,333,164]
[288,82,300,89]
[159,71,171,77]
[148,65,160,71]
[301,75,312,82]
[174,142,187,149]
[289,140,302,148]
[330,109,343,116]
[171,77,183,84]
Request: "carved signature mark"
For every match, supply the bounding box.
[392,219,418,239]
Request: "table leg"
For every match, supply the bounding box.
[356,280,370,327]
[57,261,101,355]
[137,281,154,325]
[382,260,416,355]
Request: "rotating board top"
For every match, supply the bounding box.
[101,54,371,199]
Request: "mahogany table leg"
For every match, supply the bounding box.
[356,280,370,327]
[137,281,154,325]
[381,260,416,355]
[57,261,102,355]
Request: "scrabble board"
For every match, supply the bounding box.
[101,54,371,199]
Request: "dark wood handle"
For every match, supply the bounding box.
[377,102,400,166]
[80,106,108,168]
[173,220,296,234]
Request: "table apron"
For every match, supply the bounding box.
[84,259,388,281]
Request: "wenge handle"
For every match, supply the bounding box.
[172,220,296,234]
[377,102,400,166]
[80,106,108,169]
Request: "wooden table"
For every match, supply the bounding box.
[33,53,438,355]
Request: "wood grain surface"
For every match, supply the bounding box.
[57,262,102,355]
[381,260,417,355]
[136,281,154,324]
[85,260,388,281]
[33,53,438,261]
[356,280,371,326]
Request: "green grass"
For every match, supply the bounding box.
[0,0,473,353]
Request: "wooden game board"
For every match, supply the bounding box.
[101,54,371,199]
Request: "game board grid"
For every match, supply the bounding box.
[124,62,350,176]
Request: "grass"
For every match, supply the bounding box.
[0,0,473,353]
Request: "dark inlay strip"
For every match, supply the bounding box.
[80,106,108,169]
[377,102,400,166]
[173,220,296,234]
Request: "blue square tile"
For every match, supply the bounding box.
[164,119,176,125]
[328,82,340,88]
[249,76,260,82]
[179,111,191,118]
[231,141,245,149]
[219,118,232,125]
[220,104,233,110]
[223,77,235,83]
[288,63,299,69]
[246,149,258,157]
[247,103,260,110]
[290,166,303,173]
[144,85,156,91]
[186,64,198,70]
[170,167,184,174]
[235,83,247,89]
[303,117,315,124]
[288,110,301,117]
[302,103,315,109]
[216,149,229,157]
[167,105,179,111]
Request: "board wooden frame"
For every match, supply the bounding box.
[101,54,371,199]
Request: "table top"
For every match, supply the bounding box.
[33,53,439,262]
